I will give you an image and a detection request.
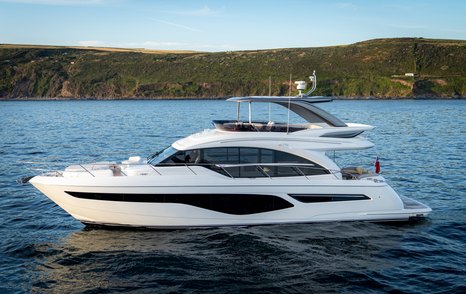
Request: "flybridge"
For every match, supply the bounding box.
[223,96,346,128]
[213,71,371,137]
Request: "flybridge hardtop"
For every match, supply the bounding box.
[218,96,347,128]
[27,71,431,228]
[213,72,373,138]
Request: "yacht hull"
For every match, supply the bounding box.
[26,84,432,229]
[30,174,431,228]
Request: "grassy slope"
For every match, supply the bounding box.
[1,38,465,99]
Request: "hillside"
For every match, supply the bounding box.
[1,38,465,99]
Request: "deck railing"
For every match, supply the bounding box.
[24,162,376,182]
[151,162,342,180]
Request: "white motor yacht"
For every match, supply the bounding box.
[29,72,431,228]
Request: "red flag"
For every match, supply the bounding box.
[375,157,381,174]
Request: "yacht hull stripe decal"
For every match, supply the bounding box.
[289,194,370,203]
[64,191,294,215]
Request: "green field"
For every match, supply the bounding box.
[1,38,465,99]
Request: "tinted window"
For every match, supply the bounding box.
[159,150,186,165]
[261,149,274,163]
[274,150,310,163]
[266,166,302,177]
[240,148,259,163]
[155,147,329,177]
[203,148,239,164]
[148,146,178,165]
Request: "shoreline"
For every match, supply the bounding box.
[1,96,465,101]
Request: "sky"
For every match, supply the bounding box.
[1,0,465,52]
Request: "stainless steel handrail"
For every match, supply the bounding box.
[214,163,337,180]
[30,161,347,180]
[79,164,95,177]
[217,163,316,168]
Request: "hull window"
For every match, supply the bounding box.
[290,194,370,203]
[65,191,294,215]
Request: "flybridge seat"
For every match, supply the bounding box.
[212,120,319,133]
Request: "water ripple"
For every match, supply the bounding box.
[1,100,465,293]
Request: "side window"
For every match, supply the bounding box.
[149,146,178,165]
[184,150,202,164]
[234,148,272,178]
[158,147,329,177]
[295,166,328,176]
[240,148,260,163]
[274,150,309,163]
[159,151,187,165]
[271,150,329,177]
[225,148,240,163]
[266,166,302,177]
[261,149,274,163]
[203,148,239,164]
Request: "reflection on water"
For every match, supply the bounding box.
[31,222,418,293]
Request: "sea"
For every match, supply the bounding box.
[0,99,464,293]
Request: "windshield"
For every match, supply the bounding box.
[147,146,178,165]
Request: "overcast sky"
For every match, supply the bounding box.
[1,0,465,51]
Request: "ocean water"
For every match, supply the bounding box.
[0,99,465,293]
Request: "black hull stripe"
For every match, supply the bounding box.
[64,191,294,215]
[289,194,371,203]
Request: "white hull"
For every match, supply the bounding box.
[30,169,431,228]
[27,90,432,228]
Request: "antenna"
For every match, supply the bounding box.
[305,70,317,96]
[294,81,307,97]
